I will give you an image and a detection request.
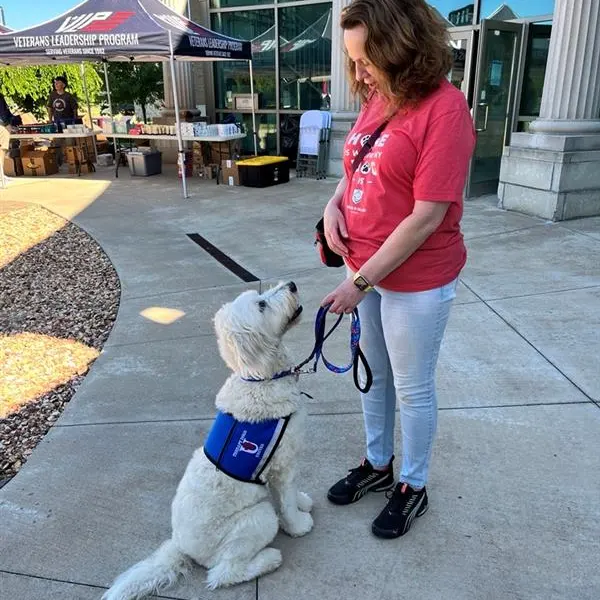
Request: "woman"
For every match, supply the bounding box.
[322,0,475,539]
[47,76,78,125]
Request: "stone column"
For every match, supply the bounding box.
[328,0,360,177]
[498,0,600,220]
[529,0,600,134]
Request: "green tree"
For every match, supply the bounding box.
[0,63,102,120]
[102,62,164,123]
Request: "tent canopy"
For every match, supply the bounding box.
[0,0,252,65]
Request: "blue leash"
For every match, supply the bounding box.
[293,305,373,393]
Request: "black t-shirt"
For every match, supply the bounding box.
[48,91,77,121]
[0,94,14,125]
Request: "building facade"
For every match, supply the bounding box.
[168,0,600,220]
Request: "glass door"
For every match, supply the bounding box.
[467,20,523,197]
[449,30,474,99]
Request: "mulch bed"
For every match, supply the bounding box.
[0,203,120,485]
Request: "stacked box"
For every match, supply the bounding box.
[4,156,24,177]
[178,151,194,178]
[192,142,204,176]
[22,149,59,177]
[65,144,95,175]
[84,136,96,157]
[220,159,240,186]
[209,140,241,164]
[65,145,89,165]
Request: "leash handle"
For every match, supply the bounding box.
[294,305,372,393]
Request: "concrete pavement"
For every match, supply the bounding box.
[1,166,599,600]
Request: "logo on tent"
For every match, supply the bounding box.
[56,11,135,34]
[153,14,205,36]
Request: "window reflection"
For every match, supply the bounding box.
[278,4,332,110]
[427,2,474,26]
[519,23,551,116]
[217,112,277,155]
[210,0,272,8]
[480,0,555,20]
[212,10,276,110]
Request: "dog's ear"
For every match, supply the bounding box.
[214,305,278,375]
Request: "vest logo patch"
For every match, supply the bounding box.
[203,411,290,484]
[234,433,264,457]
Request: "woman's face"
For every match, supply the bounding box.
[54,80,66,93]
[344,25,384,90]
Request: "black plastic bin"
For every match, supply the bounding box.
[237,156,289,188]
[127,150,162,177]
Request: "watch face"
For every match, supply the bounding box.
[354,275,369,291]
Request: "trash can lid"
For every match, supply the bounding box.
[236,156,288,167]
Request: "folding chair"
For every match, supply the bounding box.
[296,110,331,180]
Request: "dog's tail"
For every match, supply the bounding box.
[102,539,192,600]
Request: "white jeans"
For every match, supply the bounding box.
[357,278,457,489]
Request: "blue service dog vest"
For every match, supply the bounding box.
[203,411,291,484]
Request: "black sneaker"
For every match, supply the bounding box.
[371,482,429,538]
[327,457,395,505]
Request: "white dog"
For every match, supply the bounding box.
[103,282,313,599]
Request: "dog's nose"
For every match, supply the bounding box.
[288,281,297,293]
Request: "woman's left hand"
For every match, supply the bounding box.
[321,277,366,314]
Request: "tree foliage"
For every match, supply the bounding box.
[102,62,164,122]
[0,63,102,120]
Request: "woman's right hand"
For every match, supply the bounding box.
[323,198,349,257]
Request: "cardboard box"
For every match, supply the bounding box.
[65,145,89,165]
[200,164,218,179]
[84,136,96,156]
[220,159,240,186]
[3,156,23,177]
[22,151,59,177]
[209,141,240,163]
[19,143,35,157]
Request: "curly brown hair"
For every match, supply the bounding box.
[341,0,453,109]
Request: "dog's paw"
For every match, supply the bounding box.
[282,511,313,537]
[297,491,313,512]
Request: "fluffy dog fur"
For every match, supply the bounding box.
[102,282,312,600]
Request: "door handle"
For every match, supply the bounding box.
[475,102,489,132]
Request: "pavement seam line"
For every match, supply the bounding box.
[460,280,598,403]
[464,223,546,242]
[469,283,600,303]
[0,569,188,599]
[106,331,215,349]
[53,401,594,429]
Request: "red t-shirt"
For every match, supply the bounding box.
[342,79,476,292]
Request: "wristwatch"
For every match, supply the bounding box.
[353,272,374,293]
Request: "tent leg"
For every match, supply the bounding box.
[80,62,97,162]
[249,60,258,156]
[169,32,188,199]
[103,62,118,160]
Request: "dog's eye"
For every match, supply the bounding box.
[258,300,267,312]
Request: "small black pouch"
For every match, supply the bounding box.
[315,217,345,267]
